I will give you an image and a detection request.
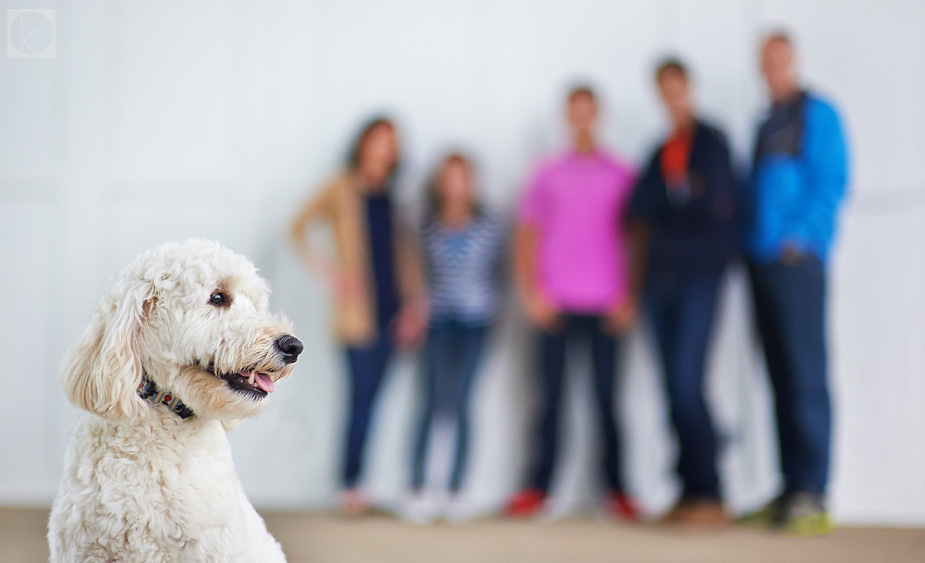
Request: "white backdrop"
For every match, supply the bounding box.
[1,0,924,526]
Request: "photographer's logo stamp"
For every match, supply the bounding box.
[7,9,56,58]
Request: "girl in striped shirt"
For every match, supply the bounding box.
[402,153,507,524]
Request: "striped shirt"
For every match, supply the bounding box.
[421,212,507,325]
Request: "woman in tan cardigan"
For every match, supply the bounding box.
[291,117,427,515]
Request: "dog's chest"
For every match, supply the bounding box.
[99,417,243,509]
[57,416,269,560]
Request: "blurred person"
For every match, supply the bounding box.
[506,86,639,521]
[290,117,427,516]
[740,33,849,536]
[626,58,740,526]
[401,153,508,524]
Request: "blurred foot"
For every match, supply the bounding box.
[780,492,834,537]
[662,497,729,527]
[606,493,640,522]
[400,490,441,525]
[445,494,478,525]
[506,489,546,518]
[338,488,371,518]
[738,495,783,529]
[738,492,833,536]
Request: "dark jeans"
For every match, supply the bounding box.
[748,257,831,495]
[411,319,489,492]
[342,329,393,489]
[529,314,626,495]
[646,272,723,500]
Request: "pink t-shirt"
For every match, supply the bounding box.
[518,150,635,313]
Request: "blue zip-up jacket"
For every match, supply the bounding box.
[747,92,849,264]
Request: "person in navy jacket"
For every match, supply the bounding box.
[742,32,849,536]
[627,58,740,526]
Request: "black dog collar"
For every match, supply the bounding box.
[137,373,195,419]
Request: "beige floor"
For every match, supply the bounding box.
[8,508,924,563]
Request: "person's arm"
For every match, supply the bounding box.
[512,164,561,331]
[513,224,540,303]
[513,223,559,331]
[602,154,660,334]
[492,214,512,290]
[712,130,748,261]
[393,208,429,350]
[624,152,661,302]
[680,129,738,225]
[786,100,849,255]
[692,128,742,236]
[624,218,651,307]
[289,178,359,296]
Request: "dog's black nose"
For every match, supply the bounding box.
[276,335,303,363]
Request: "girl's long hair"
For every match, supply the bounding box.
[424,152,483,222]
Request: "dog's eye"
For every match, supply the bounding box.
[209,291,229,307]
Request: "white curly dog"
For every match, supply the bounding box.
[48,239,303,562]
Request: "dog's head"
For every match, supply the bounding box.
[62,239,302,423]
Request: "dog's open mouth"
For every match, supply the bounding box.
[217,368,275,400]
[203,360,279,400]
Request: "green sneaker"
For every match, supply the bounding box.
[780,493,834,537]
[784,511,834,536]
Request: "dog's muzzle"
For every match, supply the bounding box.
[208,334,302,401]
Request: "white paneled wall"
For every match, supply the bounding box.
[1,0,923,526]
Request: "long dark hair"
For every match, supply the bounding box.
[424,152,483,221]
[346,116,401,180]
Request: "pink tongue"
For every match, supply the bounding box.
[254,373,275,393]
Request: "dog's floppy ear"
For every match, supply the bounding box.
[62,279,154,419]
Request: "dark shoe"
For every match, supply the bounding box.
[663,497,729,527]
[738,494,785,528]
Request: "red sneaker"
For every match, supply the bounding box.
[607,493,640,522]
[506,489,546,518]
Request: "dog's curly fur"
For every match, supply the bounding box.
[48,239,300,562]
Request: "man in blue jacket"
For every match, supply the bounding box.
[744,32,849,536]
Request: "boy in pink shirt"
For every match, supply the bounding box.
[507,86,639,520]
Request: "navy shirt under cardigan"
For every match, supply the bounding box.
[628,120,742,278]
[364,191,400,327]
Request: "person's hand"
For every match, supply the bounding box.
[524,291,561,332]
[393,303,428,351]
[602,298,638,335]
[781,242,805,266]
[326,267,363,299]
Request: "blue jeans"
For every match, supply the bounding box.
[529,315,626,494]
[411,319,489,492]
[748,257,831,495]
[646,272,723,500]
[342,330,393,489]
